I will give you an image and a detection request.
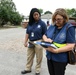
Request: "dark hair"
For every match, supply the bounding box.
[28,8,41,25]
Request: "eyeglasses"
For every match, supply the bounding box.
[55,18,63,22]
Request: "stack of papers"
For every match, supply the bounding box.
[34,41,58,49]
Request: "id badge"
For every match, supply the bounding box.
[31,32,34,37]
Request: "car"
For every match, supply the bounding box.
[69,17,76,27]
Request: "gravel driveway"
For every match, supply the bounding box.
[0,28,76,75]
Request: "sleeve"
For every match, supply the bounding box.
[45,25,52,36]
[66,26,75,43]
[26,26,29,34]
[42,22,47,35]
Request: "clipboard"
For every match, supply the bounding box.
[34,41,58,48]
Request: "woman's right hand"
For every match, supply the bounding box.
[43,35,53,43]
[44,38,53,43]
[24,42,28,47]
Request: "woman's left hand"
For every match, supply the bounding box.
[45,47,58,53]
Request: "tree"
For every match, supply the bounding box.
[44,11,52,14]
[38,9,43,15]
[10,12,24,25]
[0,0,24,27]
[66,8,76,17]
[0,0,16,26]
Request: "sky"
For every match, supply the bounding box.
[12,0,76,16]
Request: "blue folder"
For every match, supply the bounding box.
[34,41,57,48]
